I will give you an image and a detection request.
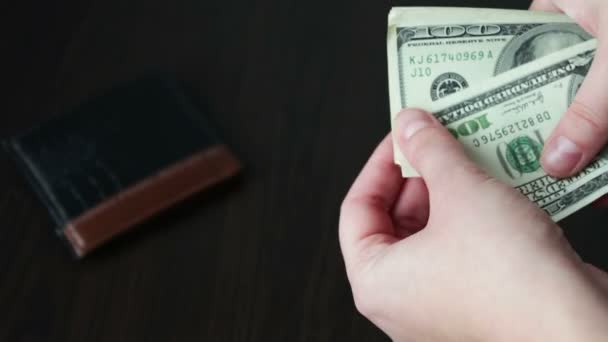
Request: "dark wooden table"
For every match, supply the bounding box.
[1,0,607,340]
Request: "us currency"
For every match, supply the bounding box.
[415,39,606,221]
[387,7,593,176]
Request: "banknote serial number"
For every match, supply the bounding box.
[408,51,495,66]
[471,111,552,147]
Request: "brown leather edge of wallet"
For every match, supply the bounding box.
[63,144,241,258]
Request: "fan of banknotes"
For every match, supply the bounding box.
[387,7,606,221]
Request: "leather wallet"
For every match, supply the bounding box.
[3,76,241,258]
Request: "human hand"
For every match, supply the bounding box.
[529,0,608,178]
[339,109,608,341]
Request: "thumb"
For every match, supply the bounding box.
[395,109,488,191]
[529,0,561,12]
[540,42,608,178]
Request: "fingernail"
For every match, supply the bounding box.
[543,136,583,175]
[399,110,433,140]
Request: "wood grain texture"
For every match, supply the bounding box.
[1,0,607,341]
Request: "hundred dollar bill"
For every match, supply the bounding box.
[387,7,593,176]
[415,39,605,221]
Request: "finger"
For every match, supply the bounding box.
[529,0,561,12]
[394,108,489,193]
[345,134,403,205]
[392,178,429,237]
[339,135,404,270]
[541,43,608,177]
[537,0,599,36]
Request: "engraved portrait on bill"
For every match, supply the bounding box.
[494,23,592,74]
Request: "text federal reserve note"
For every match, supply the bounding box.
[387,7,592,176]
